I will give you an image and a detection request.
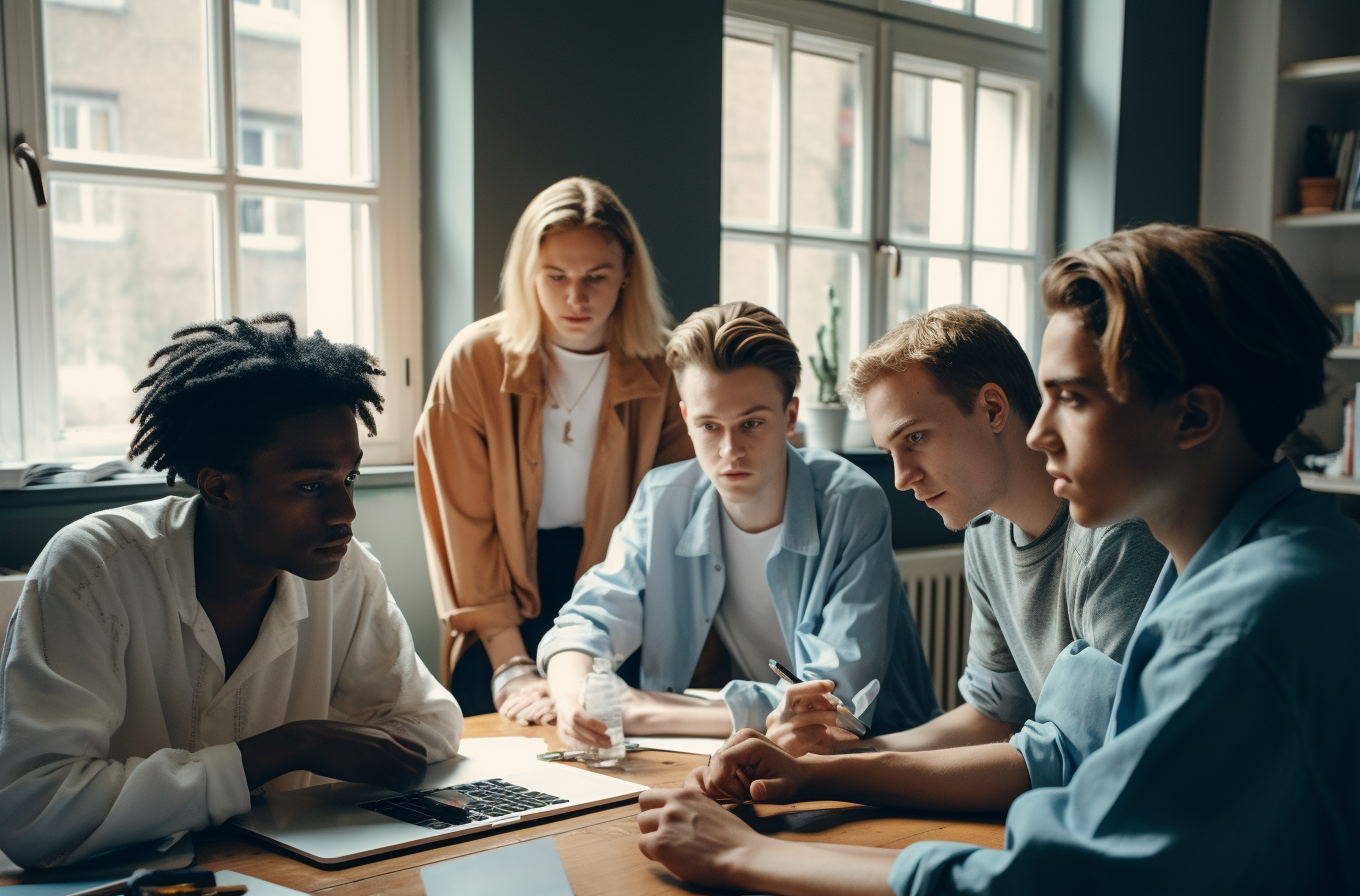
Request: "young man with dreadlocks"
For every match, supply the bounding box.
[0,314,462,870]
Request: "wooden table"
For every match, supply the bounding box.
[2,715,1005,894]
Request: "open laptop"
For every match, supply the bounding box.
[228,739,647,865]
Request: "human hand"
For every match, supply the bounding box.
[239,720,428,792]
[496,674,557,726]
[637,788,760,889]
[686,729,812,804]
[765,679,861,757]
[554,691,611,750]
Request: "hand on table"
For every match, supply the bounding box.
[686,729,813,804]
[239,720,428,792]
[637,787,761,889]
[496,674,557,726]
[554,692,612,750]
[766,679,862,757]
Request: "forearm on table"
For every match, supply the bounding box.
[725,840,897,896]
[626,694,733,737]
[864,703,1017,753]
[806,742,1030,813]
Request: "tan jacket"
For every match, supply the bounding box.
[414,313,694,686]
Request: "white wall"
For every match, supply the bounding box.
[352,485,441,676]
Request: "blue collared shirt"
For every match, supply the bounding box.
[537,445,940,733]
[889,461,1360,894]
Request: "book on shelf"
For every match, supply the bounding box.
[0,458,136,490]
[1336,130,1358,210]
[1345,399,1355,477]
[1354,384,1360,479]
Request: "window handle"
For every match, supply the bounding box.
[12,137,48,209]
[877,241,901,278]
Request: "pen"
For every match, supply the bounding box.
[768,659,868,737]
[537,742,643,762]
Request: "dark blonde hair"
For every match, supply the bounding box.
[666,302,801,405]
[843,305,1040,423]
[497,177,670,362]
[1043,224,1337,458]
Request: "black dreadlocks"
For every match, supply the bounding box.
[129,313,385,487]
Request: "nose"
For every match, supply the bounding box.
[1026,399,1060,455]
[891,450,922,492]
[565,279,588,309]
[325,482,358,528]
[719,428,744,460]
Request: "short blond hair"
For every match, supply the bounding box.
[844,306,1040,422]
[666,302,801,405]
[496,177,671,364]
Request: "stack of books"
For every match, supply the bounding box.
[1326,129,1360,211]
[0,458,136,490]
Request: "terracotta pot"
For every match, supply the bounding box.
[1300,177,1340,213]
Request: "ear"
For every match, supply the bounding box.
[977,383,1010,434]
[785,396,800,438]
[678,400,689,426]
[197,466,240,511]
[1172,384,1226,451]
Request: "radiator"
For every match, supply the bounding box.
[896,545,970,711]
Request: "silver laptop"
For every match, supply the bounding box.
[228,742,647,865]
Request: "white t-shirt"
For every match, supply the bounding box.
[538,345,610,529]
[0,496,462,870]
[712,507,792,684]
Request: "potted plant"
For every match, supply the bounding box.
[1300,124,1339,213]
[804,284,848,452]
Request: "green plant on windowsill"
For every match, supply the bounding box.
[808,284,842,405]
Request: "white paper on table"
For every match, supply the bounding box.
[629,736,727,756]
[0,872,304,896]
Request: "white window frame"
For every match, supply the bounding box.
[724,0,1057,365]
[0,0,423,466]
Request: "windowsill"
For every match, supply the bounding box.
[0,465,417,507]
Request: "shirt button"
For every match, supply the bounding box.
[714,564,722,572]
[703,617,711,624]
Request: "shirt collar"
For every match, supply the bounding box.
[1149,459,1302,607]
[675,444,821,558]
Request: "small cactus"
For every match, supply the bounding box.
[808,284,842,405]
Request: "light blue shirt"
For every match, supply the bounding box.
[537,445,940,733]
[889,461,1360,894]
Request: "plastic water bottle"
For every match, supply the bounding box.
[582,656,626,767]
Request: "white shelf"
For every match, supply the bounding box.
[1280,55,1360,85]
[1300,472,1360,495]
[1330,345,1360,360]
[1276,209,1360,228]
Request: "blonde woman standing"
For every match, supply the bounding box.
[415,177,693,722]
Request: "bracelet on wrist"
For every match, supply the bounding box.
[491,659,541,700]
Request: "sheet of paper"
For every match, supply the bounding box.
[456,736,548,770]
[0,872,304,896]
[629,736,727,756]
[420,836,573,896]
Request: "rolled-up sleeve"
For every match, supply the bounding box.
[1008,640,1121,789]
[538,485,655,673]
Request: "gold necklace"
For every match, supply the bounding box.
[549,351,608,445]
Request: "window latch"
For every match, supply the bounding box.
[12,137,47,209]
[876,241,901,278]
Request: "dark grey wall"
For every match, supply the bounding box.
[419,0,724,389]
[1058,0,1211,250]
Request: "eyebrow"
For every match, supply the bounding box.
[1041,376,1104,389]
[884,416,923,444]
[286,452,363,473]
[694,405,775,420]
[542,262,616,273]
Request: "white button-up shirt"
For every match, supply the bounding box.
[0,496,462,869]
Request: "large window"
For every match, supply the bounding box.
[722,0,1055,411]
[0,0,421,464]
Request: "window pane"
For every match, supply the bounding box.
[973,84,1032,250]
[44,0,211,163]
[891,70,965,244]
[238,197,375,351]
[721,239,776,310]
[975,0,1036,28]
[889,254,963,326]
[50,183,216,456]
[235,0,371,180]
[722,36,776,226]
[787,246,857,402]
[790,49,860,232]
[971,259,1029,352]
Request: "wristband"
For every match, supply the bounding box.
[491,656,540,699]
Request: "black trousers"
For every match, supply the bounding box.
[449,527,640,716]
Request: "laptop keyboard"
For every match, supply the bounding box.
[359,778,569,830]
